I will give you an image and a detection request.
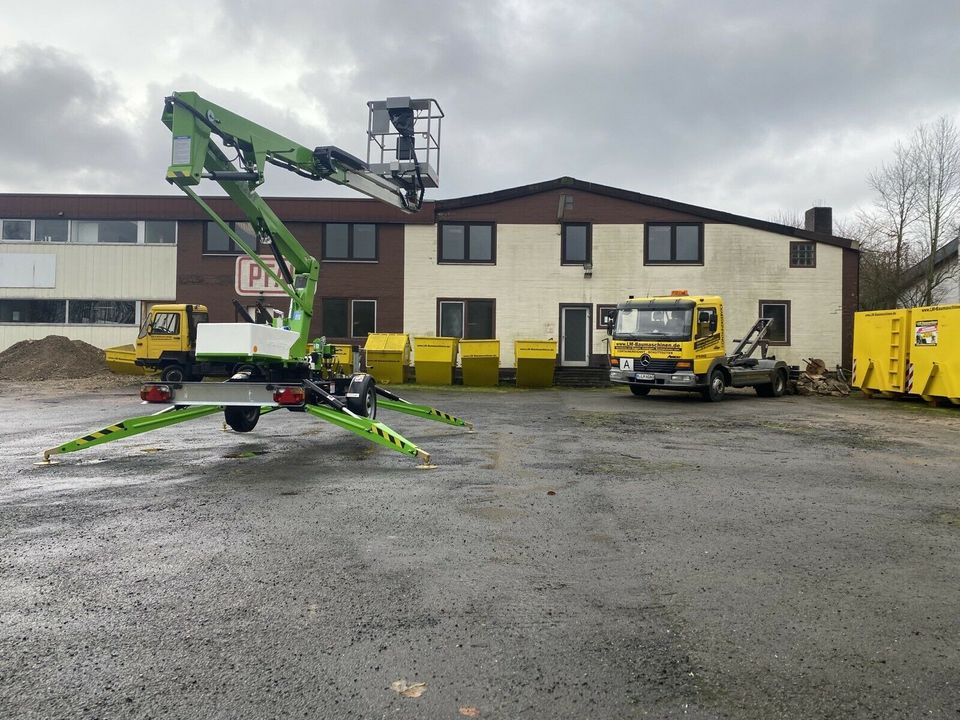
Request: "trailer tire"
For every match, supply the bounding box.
[224,406,260,432]
[346,374,377,419]
[629,384,651,396]
[756,369,787,398]
[161,363,186,382]
[703,369,726,402]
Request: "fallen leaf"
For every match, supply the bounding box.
[546,490,556,496]
[459,706,480,717]
[390,679,427,698]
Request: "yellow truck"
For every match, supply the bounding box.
[106,303,207,378]
[607,291,789,401]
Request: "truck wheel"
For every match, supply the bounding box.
[756,369,787,398]
[703,369,726,402]
[346,374,377,419]
[224,406,260,432]
[629,384,651,396]
[161,363,186,382]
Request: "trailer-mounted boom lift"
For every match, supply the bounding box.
[40,92,467,467]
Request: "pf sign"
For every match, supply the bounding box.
[235,256,293,297]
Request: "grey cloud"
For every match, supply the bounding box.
[3,0,960,222]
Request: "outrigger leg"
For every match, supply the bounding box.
[38,404,230,465]
[375,386,474,431]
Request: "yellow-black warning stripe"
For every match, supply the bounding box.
[370,425,407,450]
[429,409,460,423]
[76,424,125,446]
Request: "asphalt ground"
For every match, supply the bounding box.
[0,383,958,719]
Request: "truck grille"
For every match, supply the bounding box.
[638,359,678,373]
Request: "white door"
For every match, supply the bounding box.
[561,306,590,367]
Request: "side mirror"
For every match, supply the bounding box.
[605,317,614,335]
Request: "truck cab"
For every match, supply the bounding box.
[608,291,788,401]
[135,304,208,380]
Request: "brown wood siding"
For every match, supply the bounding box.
[0,194,435,224]
[841,246,859,370]
[436,188,706,224]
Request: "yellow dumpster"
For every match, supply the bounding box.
[331,344,355,372]
[460,339,500,386]
[413,336,459,385]
[514,339,557,388]
[105,344,151,375]
[364,333,409,384]
[907,304,960,404]
[852,309,911,395]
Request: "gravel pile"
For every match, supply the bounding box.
[0,336,112,381]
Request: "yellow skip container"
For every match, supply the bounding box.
[514,339,557,388]
[363,333,410,384]
[460,339,500,386]
[907,304,960,404]
[852,309,911,395]
[414,336,459,385]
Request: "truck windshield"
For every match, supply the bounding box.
[614,308,693,341]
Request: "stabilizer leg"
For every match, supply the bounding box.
[375,387,473,430]
[39,405,223,464]
[304,404,433,466]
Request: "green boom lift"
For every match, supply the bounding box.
[42,92,468,467]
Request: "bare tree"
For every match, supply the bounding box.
[867,140,920,275]
[913,116,960,305]
[768,209,805,229]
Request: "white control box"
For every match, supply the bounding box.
[195,323,299,360]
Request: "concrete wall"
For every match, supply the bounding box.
[404,223,846,367]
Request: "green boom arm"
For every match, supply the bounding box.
[160,91,425,358]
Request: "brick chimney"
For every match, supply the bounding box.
[804,207,832,235]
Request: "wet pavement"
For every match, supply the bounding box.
[1,384,958,719]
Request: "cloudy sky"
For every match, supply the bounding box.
[1,1,958,224]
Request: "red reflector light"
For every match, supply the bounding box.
[273,386,305,406]
[610,357,620,366]
[141,384,173,403]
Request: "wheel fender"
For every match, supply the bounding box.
[704,359,730,385]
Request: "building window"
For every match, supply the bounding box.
[68,300,136,325]
[759,300,790,345]
[561,223,591,265]
[321,298,376,338]
[0,299,66,323]
[438,223,495,263]
[352,300,376,337]
[72,220,138,244]
[438,299,495,339]
[790,241,816,268]
[644,223,703,264]
[35,219,68,243]
[204,221,256,254]
[323,223,378,261]
[145,221,177,244]
[1,219,32,241]
[596,304,617,329]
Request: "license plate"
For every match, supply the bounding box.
[635,373,655,381]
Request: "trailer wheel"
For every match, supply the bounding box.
[224,406,260,432]
[629,384,651,396]
[346,374,377,419]
[161,363,186,382]
[703,369,726,402]
[756,369,787,398]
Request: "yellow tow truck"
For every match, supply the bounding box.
[607,291,789,401]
